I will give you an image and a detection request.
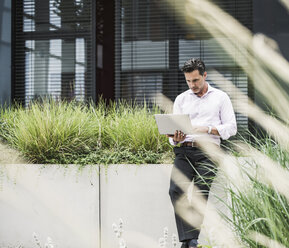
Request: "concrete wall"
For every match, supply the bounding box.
[0,0,11,106]
[0,164,227,248]
[100,165,179,248]
[0,164,100,248]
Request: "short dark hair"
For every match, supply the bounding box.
[181,58,206,75]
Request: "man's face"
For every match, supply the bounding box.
[184,70,207,96]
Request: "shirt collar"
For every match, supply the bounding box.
[189,82,214,97]
[206,83,214,94]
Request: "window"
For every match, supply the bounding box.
[115,0,252,130]
[13,0,95,105]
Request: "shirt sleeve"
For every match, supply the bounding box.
[215,93,237,140]
[173,95,182,114]
[169,137,178,146]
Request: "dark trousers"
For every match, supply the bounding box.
[169,146,216,242]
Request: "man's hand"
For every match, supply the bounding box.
[166,130,186,143]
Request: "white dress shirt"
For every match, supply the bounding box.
[169,83,237,146]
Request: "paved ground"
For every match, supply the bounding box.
[0,142,28,164]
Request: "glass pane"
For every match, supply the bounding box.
[75,38,85,101]
[23,0,35,32]
[49,0,61,30]
[23,0,92,32]
[48,39,62,99]
[24,38,87,104]
[49,0,91,31]
[25,40,35,104]
[121,40,169,71]
[121,73,163,101]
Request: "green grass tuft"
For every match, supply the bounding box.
[0,99,172,165]
[226,138,289,248]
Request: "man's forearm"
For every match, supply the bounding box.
[192,126,220,136]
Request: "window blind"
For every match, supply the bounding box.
[115,0,252,130]
[13,0,95,105]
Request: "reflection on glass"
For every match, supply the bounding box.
[21,0,91,104]
[50,0,89,31]
[48,39,62,98]
[50,0,61,30]
[24,38,87,105]
[75,38,85,101]
[25,40,35,105]
[121,40,169,70]
[23,0,35,32]
[121,73,163,101]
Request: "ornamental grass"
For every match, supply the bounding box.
[0,100,172,164]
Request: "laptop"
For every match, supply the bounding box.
[154,114,193,135]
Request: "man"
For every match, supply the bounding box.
[167,58,237,248]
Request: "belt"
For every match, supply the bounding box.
[181,141,219,149]
[180,141,199,147]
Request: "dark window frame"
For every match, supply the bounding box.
[12,0,97,105]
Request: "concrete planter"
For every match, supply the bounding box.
[0,164,226,248]
[0,164,99,248]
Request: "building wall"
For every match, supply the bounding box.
[253,0,289,109]
[253,0,289,60]
[0,0,11,106]
[115,0,251,132]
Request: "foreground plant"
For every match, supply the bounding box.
[157,0,289,247]
[158,227,178,248]
[112,218,127,248]
[33,232,55,248]
[227,140,289,248]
